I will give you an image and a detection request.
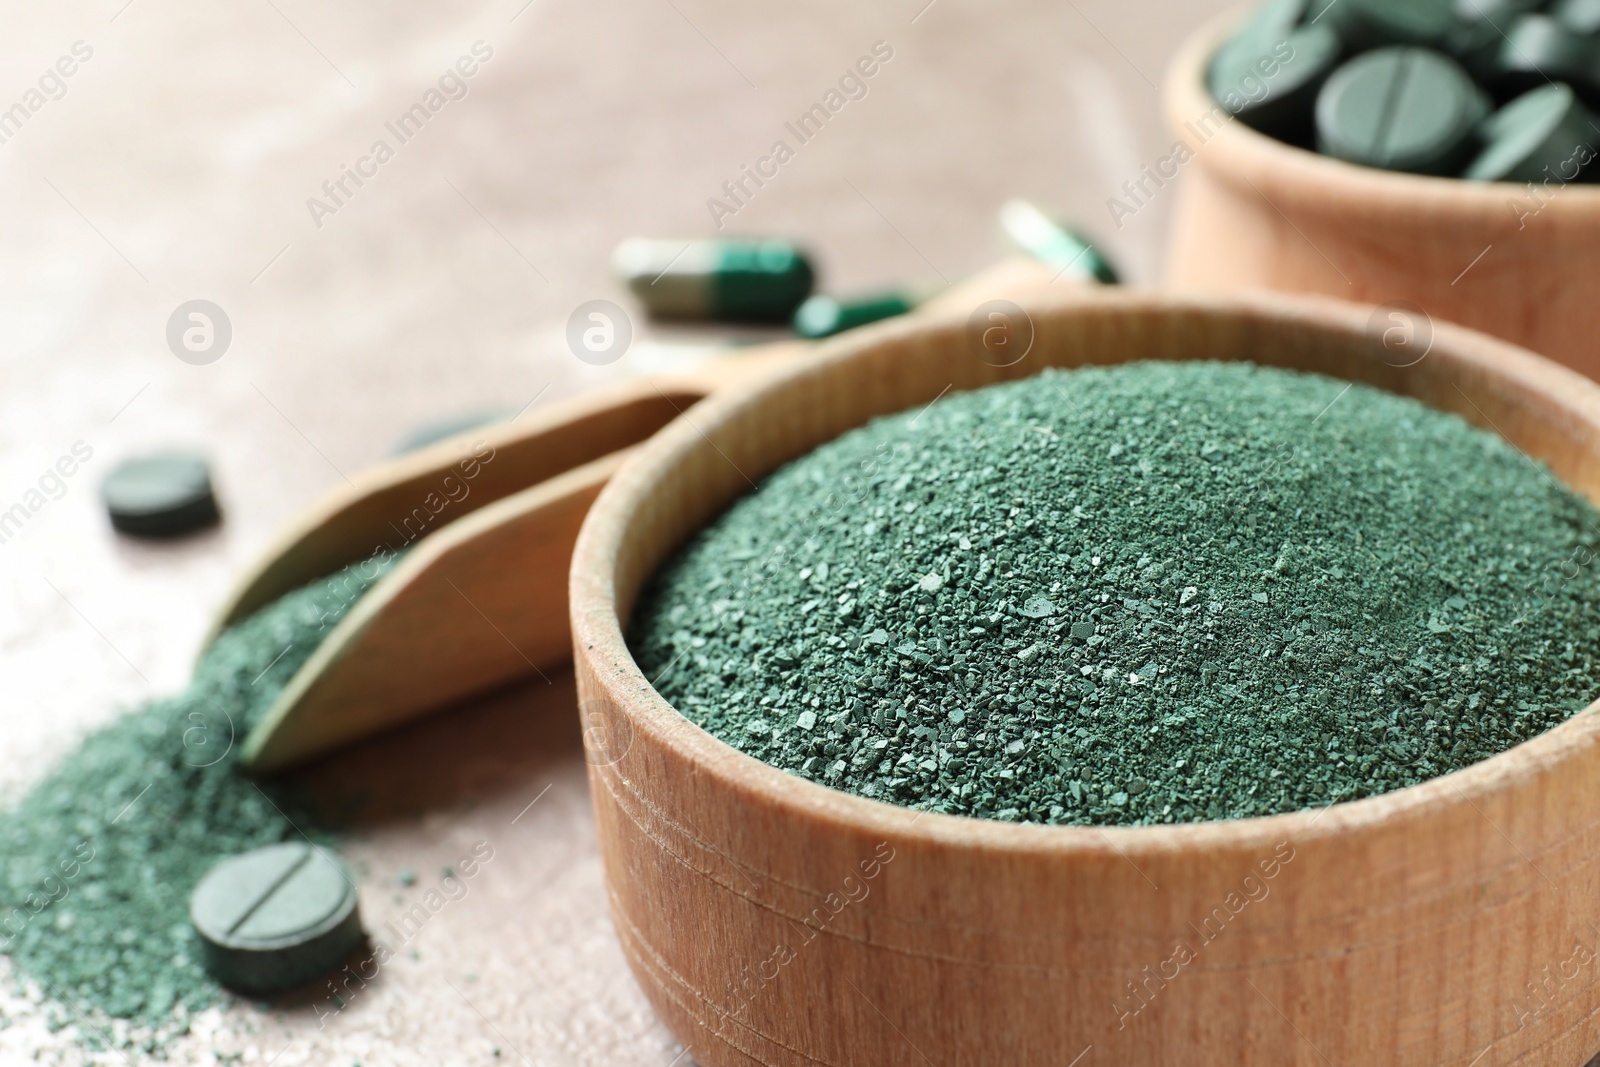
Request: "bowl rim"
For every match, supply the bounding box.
[569,286,1600,859]
[1161,6,1600,212]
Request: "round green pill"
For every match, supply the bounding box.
[1213,0,1306,64]
[1319,0,1460,49]
[1208,0,1305,106]
[1555,0,1600,38]
[1212,23,1343,142]
[190,842,362,995]
[792,291,915,339]
[1446,0,1548,76]
[101,452,220,538]
[1316,47,1490,173]
[1493,15,1600,101]
[1465,83,1600,182]
[612,238,815,324]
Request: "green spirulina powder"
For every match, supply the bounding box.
[631,361,1600,826]
[0,552,401,1040]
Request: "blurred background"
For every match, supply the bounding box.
[0,0,1232,1061]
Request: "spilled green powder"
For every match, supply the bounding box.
[0,552,402,1035]
[631,361,1600,826]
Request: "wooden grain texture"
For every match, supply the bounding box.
[570,289,1600,1066]
[1162,10,1600,379]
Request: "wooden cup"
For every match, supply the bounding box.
[1163,11,1600,379]
[570,289,1600,1065]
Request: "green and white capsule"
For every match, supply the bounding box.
[998,200,1118,284]
[612,238,815,323]
[792,290,918,339]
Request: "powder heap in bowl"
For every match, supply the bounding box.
[630,361,1600,826]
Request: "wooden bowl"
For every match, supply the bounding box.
[1163,10,1600,380]
[569,289,1600,1066]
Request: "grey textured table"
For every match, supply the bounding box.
[0,0,1229,1061]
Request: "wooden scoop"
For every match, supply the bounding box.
[226,258,1065,771]
[226,361,794,772]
